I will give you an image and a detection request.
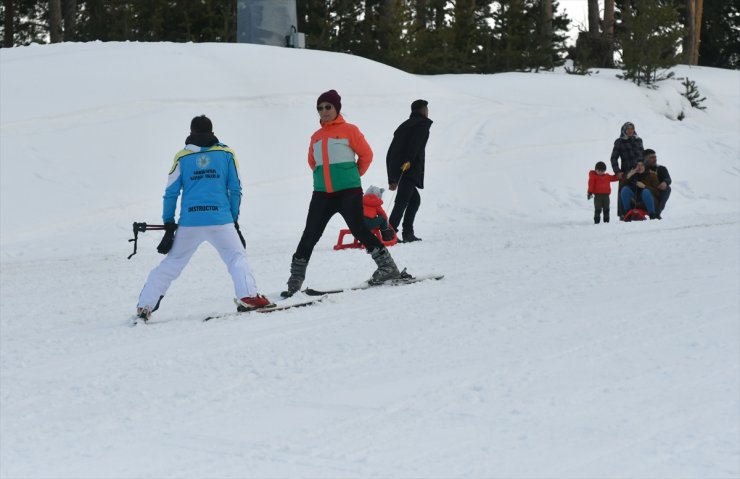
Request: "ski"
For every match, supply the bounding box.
[303,271,444,296]
[203,294,327,322]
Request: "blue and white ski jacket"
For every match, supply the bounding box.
[163,143,241,226]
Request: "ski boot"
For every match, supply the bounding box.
[370,247,401,284]
[281,256,308,298]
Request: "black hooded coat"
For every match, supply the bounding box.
[386,111,433,188]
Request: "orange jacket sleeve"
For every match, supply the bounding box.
[307,140,317,171]
[349,126,373,176]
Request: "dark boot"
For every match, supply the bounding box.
[370,247,401,283]
[380,228,395,241]
[282,256,308,298]
[402,231,422,242]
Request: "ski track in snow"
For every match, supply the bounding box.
[1,43,739,478]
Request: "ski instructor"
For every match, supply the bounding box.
[386,99,432,242]
[282,89,402,297]
[135,115,272,322]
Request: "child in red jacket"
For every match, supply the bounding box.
[363,185,395,241]
[588,161,619,224]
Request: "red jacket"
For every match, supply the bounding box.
[588,170,619,194]
[363,194,388,219]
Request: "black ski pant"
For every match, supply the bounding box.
[294,189,383,261]
[593,194,610,223]
[388,177,421,234]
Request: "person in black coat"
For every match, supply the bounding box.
[644,148,672,215]
[386,99,433,242]
[610,121,644,218]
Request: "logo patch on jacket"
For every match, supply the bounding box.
[197,155,210,168]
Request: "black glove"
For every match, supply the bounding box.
[156,223,178,255]
[234,221,246,248]
[587,193,593,200]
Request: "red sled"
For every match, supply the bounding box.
[623,208,649,221]
[334,228,398,250]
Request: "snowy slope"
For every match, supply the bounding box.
[1,42,738,478]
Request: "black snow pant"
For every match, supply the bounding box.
[593,194,611,223]
[388,177,421,234]
[294,188,384,261]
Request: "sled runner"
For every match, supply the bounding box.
[334,227,398,250]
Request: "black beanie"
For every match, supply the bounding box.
[190,115,213,134]
[411,99,428,111]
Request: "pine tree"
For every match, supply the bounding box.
[353,0,410,69]
[490,0,568,73]
[405,0,456,74]
[1,0,49,46]
[298,0,333,51]
[570,0,616,69]
[698,0,740,69]
[680,77,707,110]
[617,1,684,86]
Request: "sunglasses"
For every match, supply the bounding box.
[316,105,334,112]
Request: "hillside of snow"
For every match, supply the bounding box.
[1,42,738,478]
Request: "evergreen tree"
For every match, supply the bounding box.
[616,0,684,86]
[680,77,707,110]
[404,0,456,74]
[490,0,568,73]
[1,0,49,46]
[698,0,740,69]
[73,1,236,43]
[570,0,616,69]
[449,0,494,73]
[353,0,410,69]
[298,0,333,51]
[491,0,533,72]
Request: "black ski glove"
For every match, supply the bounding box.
[234,221,246,248]
[156,223,178,255]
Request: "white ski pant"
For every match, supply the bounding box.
[137,224,258,309]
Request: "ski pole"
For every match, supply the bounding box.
[388,162,410,207]
[127,222,166,259]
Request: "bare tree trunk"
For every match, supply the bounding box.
[49,0,62,42]
[63,0,76,41]
[587,0,600,37]
[541,0,553,68]
[683,0,696,64]
[603,0,615,67]
[3,0,13,47]
[683,0,704,64]
[692,0,703,64]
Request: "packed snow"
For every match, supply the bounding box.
[1,42,738,478]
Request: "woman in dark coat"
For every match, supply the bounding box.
[610,121,644,218]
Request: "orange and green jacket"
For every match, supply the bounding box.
[308,114,373,193]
